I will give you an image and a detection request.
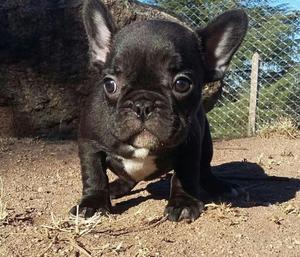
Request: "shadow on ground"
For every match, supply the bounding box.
[113,162,300,213]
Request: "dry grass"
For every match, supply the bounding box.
[258,117,300,139]
[41,208,105,237]
[0,137,16,153]
[281,203,300,216]
[39,209,105,257]
[0,177,8,222]
[42,206,166,238]
[38,206,167,256]
[205,202,249,225]
[205,202,235,219]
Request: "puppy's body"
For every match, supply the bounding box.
[71,0,248,222]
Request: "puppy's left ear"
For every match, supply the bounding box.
[196,10,248,82]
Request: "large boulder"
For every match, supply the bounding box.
[0,0,222,138]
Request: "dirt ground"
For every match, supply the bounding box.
[0,136,299,257]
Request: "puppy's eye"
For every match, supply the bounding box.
[173,77,192,93]
[103,78,117,94]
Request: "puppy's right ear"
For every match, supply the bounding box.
[83,0,116,68]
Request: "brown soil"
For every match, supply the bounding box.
[0,137,299,257]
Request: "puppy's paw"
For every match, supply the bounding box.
[164,196,204,222]
[109,178,135,200]
[69,195,111,219]
[69,205,106,219]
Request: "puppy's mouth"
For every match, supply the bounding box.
[130,129,160,149]
[113,108,185,150]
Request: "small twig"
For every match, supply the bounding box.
[0,177,8,222]
[75,205,79,235]
[66,237,92,257]
[38,234,58,257]
[93,215,168,237]
[41,225,71,233]
[147,215,168,228]
[286,129,297,139]
[79,215,103,237]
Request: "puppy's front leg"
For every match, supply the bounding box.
[70,140,111,218]
[165,174,204,222]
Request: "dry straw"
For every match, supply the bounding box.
[0,177,8,222]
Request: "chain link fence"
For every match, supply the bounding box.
[144,0,300,139]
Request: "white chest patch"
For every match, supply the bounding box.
[117,148,157,182]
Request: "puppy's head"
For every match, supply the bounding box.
[83,0,248,150]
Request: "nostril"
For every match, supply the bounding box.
[134,102,142,117]
[124,100,134,109]
[136,106,142,117]
[144,105,153,117]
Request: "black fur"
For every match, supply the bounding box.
[70,0,248,222]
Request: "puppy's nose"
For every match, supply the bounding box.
[133,99,154,120]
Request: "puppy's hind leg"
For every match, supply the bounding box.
[109,178,136,199]
[200,118,242,197]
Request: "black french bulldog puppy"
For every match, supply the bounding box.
[70,0,248,222]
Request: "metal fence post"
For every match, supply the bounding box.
[248,52,260,136]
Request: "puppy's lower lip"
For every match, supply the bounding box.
[131,129,159,149]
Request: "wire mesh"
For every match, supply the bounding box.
[143,0,300,139]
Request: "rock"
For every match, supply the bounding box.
[0,0,222,138]
[0,107,15,137]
